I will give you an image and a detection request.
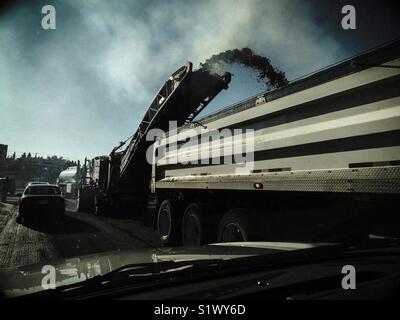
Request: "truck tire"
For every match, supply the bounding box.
[76,195,81,212]
[16,215,23,224]
[218,209,255,242]
[76,190,85,212]
[76,193,88,212]
[157,200,180,246]
[181,203,217,246]
[94,194,107,216]
[77,187,95,213]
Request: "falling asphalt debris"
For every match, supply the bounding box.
[199,48,288,89]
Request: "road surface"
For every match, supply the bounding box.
[0,200,161,269]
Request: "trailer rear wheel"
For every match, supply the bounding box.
[94,195,100,215]
[182,203,216,246]
[77,187,95,213]
[218,210,254,242]
[76,196,81,212]
[94,194,107,216]
[157,200,180,246]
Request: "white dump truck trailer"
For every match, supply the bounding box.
[79,40,400,247]
[58,166,80,198]
[151,40,400,245]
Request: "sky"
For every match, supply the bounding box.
[1,0,400,161]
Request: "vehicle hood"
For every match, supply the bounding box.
[0,242,323,298]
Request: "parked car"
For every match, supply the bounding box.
[17,184,65,223]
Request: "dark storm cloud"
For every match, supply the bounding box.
[306,0,400,52]
[1,0,399,160]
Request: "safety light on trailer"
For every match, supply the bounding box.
[254,182,264,190]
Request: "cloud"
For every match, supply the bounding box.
[0,0,343,160]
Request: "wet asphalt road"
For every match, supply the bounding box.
[0,200,161,269]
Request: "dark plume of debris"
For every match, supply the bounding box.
[200,48,288,89]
